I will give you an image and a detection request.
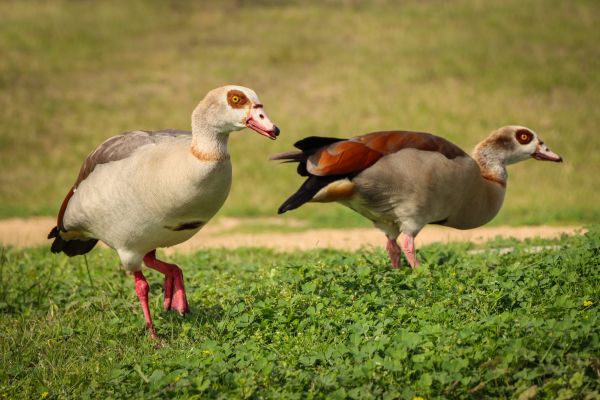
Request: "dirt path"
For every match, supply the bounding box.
[0,216,584,253]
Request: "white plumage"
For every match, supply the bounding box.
[49,85,280,339]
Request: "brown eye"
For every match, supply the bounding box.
[515,129,533,144]
[227,90,247,108]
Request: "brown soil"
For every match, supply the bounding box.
[0,216,584,253]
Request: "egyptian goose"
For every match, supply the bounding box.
[273,126,562,268]
[48,85,279,338]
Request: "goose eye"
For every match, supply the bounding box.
[515,129,533,144]
[227,90,247,108]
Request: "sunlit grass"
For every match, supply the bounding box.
[1,227,598,398]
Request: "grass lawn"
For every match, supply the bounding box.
[1,0,599,225]
[1,227,598,399]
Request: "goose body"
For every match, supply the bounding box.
[62,130,232,264]
[274,127,562,268]
[348,147,504,233]
[49,86,280,338]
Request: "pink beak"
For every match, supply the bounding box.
[245,104,280,140]
[532,141,562,162]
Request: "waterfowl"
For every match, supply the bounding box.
[273,126,561,268]
[48,85,280,338]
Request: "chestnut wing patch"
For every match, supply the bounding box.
[307,131,467,176]
[272,130,467,214]
[307,140,383,176]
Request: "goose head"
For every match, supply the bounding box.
[193,85,280,139]
[486,125,563,165]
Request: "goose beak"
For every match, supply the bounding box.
[532,141,562,162]
[245,104,280,140]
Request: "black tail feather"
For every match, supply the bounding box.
[278,175,341,214]
[270,151,306,162]
[272,136,345,177]
[274,136,348,213]
[294,136,344,151]
[48,226,59,239]
[48,226,98,257]
[271,150,310,176]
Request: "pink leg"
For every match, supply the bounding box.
[386,237,402,269]
[400,234,420,269]
[143,250,189,315]
[134,271,158,339]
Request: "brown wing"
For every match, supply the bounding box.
[306,131,467,176]
[55,129,191,230]
[73,129,190,187]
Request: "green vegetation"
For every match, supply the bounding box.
[1,227,598,399]
[1,0,599,225]
[2,4,597,398]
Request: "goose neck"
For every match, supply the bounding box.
[191,113,231,161]
[472,142,508,187]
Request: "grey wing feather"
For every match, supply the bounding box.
[73,129,191,187]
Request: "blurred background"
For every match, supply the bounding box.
[1,0,598,228]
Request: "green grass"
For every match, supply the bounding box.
[0,0,599,225]
[1,227,598,399]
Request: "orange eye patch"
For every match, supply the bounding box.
[515,129,533,145]
[227,90,248,108]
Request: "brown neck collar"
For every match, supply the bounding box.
[190,145,230,162]
[481,171,506,188]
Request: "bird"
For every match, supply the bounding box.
[48,85,280,339]
[272,126,562,268]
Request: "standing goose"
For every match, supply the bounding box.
[48,85,280,338]
[273,126,561,268]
